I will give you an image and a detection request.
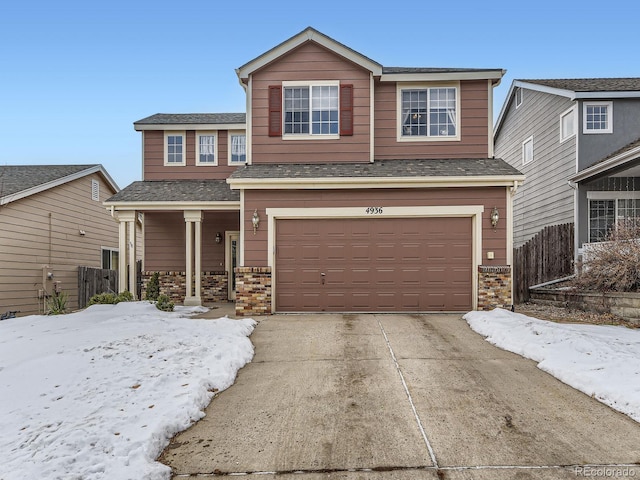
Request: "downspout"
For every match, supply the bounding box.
[508,181,519,307]
[567,180,579,271]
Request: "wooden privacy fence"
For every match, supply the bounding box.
[512,223,574,304]
[78,267,117,309]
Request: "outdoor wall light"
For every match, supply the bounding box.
[252,209,260,234]
[215,232,222,244]
[490,206,500,231]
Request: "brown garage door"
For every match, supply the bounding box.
[275,217,472,312]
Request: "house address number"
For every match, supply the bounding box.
[365,207,383,214]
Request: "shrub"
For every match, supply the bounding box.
[47,290,68,315]
[574,222,640,293]
[88,293,117,305]
[116,291,134,303]
[88,291,134,306]
[155,294,174,312]
[146,272,160,301]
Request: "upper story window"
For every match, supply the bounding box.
[515,87,523,108]
[522,135,534,165]
[196,132,217,165]
[165,131,185,166]
[560,106,576,142]
[268,82,353,139]
[229,132,246,164]
[583,101,613,134]
[397,83,459,141]
[283,82,339,136]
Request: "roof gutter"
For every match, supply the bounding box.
[227,175,525,190]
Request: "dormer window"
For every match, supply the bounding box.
[397,83,459,141]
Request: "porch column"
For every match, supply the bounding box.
[128,218,137,299]
[184,210,203,306]
[115,210,137,295]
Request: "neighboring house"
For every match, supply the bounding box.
[494,78,640,263]
[0,165,121,316]
[105,27,524,315]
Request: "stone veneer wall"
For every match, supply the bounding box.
[235,266,272,316]
[477,265,512,310]
[141,271,228,304]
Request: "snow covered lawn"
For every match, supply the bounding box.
[0,302,255,480]
[465,308,640,423]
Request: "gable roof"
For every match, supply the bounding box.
[236,27,504,84]
[0,164,119,206]
[494,77,640,137]
[236,27,383,80]
[134,113,246,131]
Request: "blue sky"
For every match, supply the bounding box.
[1,0,639,189]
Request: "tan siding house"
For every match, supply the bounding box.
[106,27,524,315]
[0,165,121,316]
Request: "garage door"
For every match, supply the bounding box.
[275,217,472,312]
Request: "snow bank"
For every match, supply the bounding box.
[0,302,255,480]
[465,308,640,423]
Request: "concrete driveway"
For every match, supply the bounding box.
[160,313,640,479]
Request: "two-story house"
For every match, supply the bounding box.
[105,27,524,316]
[494,78,640,266]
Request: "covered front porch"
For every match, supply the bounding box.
[104,180,241,306]
[571,137,640,257]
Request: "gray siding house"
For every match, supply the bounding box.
[494,78,640,262]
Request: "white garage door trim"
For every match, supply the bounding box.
[266,205,485,313]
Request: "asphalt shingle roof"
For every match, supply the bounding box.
[134,113,246,125]
[228,158,522,180]
[105,180,239,203]
[383,67,503,74]
[0,165,99,197]
[521,78,640,92]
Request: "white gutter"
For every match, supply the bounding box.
[227,175,526,190]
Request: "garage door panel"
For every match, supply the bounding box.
[276,217,472,312]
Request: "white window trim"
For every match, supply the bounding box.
[282,80,340,141]
[396,82,461,142]
[583,101,613,134]
[91,179,99,201]
[196,131,218,166]
[515,87,523,108]
[586,194,640,242]
[164,131,186,166]
[522,135,534,165]
[559,105,577,143]
[228,130,247,165]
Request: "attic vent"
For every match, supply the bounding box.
[91,179,99,201]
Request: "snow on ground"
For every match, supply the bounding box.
[465,308,640,423]
[0,302,255,480]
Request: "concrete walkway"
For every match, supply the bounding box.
[160,313,640,479]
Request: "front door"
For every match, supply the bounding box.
[225,232,240,300]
